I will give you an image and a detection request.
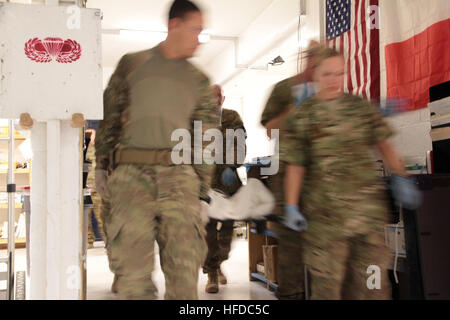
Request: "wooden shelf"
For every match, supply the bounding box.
[248,221,279,290]
[0,169,30,174]
[0,238,26,250]
[0,127,26,141]
[250,228,279,239]
[250,272,278,291]
[0,204,23,209]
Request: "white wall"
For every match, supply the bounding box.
[207,0,322,162]
[387,108,432,168]
[103,67,114,90]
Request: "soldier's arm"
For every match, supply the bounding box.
[376,141,406,176]
[361,98,406,176]
[95,55,131,170]
[222,110,247,169]
[261,80,294,138]
[284,164,306,206]
[191,79,221,199]
[280,108,310,206]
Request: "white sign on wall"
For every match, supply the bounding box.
[0,2,103,120]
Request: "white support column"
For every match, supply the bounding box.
[59,120,82,300]
[319,0,326,41]
[29,120,83,299]
[29,122,47,300]
[45,120,61,299]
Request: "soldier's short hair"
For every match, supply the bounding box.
[169,0,201,20]
[313,47,344,70]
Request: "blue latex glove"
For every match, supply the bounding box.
[291,82,316,107]
[391,175,423,210]
[221,167,238,186]
[282,205,308,232]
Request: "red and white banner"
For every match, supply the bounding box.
[380,0,450,110]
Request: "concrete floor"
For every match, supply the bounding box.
[87,238,277,300]
[1,239,277,300]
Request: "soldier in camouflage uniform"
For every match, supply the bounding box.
[85,122,106,248]
[86,136,105,248]
[280,47,407,299]
[95,0,219,300]
[85,122,118,292]
[203,86,247,293]
[260,41,320,300]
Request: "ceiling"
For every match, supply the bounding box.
[87,0,276,69]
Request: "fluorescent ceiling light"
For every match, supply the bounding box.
[199,33,211,43]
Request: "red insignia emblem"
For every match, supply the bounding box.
[24,37,82,63]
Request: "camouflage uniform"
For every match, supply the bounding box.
[281,94,394,300]
[96,45,219,300]
[261,76,306,299]
[86,144,105,245]
[203,109,246,274]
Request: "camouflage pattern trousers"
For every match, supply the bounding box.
[304,230,391,300]
[202,219,234,274]
[100,199,115,274]
[88,190,105,244]
[271,222,305,300]
[107,163,207,300]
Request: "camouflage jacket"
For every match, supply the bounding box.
[260,76,298,127]
[260,76,299,215]
[280,93,394,243]
[211,108,247,195]
[95,45,220,198]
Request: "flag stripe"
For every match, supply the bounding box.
[344,31,350,92]
[349,1,356,94]
[354,0,362,95]
[360,0,368,98]
[370,0,380,100]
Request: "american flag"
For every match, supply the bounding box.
[326,0,380,101]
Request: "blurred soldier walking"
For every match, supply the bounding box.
[85,121,118,292]
[86,125,106,249]
[281,47,418,299]
[203,86,247,293]
[260,41,320,300]
[95,0,219,300]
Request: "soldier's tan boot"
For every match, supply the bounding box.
[218,269,227,285]
[111,274,119,294]
[205,272,219,294]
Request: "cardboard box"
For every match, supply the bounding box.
[256,262,265,274]
[262,245,278,283]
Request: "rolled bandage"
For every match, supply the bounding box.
[71,113,85,128]
[19,113,34,130]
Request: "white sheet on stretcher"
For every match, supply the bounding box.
[207,178,275,220]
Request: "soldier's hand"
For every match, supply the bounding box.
[282,205,308,232]
[95,169,111,201]
[390,175,422,210]
[221,167,238,186]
